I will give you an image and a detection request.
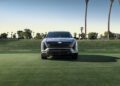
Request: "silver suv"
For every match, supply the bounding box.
[41,31,78,59]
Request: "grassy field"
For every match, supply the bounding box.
[0,39,120,86]
[0,39,120,53]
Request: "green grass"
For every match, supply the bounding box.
[0,39,40,53]
[0,39,120,53]
[0,53,120,86]
[0,39,120,86]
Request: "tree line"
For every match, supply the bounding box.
[0,29,47,40]
[0,28,120,40]
[74,31,120,40]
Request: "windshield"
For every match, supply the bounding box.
[46,32,72,38]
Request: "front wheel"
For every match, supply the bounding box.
[41,54,47,59]
[72,53,78,60]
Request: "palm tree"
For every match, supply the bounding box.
[80,27,84,33]
[108,0,114,40]
[85,0,89,39]
[107,0,120,40]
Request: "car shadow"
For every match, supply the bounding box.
[50,55,119,62]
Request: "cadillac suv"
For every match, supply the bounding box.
[41,31,78,59]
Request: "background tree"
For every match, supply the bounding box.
[80,27,84,33]
[13,33,16,39]
[0,33,8,39]
[80,33,86,39]
[17,30,24,39]
[35,33,42,39]
[88,32,98,40]
[74,32,77,38]
[104,31,115,39]
[85,0,89,38]
[24,29,32,39]
[41,33,47,39]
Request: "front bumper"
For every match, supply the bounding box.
[41,48,77,56]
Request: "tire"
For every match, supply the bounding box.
[41,54,47,59]
[72,53,78,60]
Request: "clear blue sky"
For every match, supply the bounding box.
[0,0,120,34]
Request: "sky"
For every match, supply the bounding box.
[0,0,120,35]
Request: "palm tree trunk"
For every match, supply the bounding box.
[85,0,89,39]
[108,0,114,40]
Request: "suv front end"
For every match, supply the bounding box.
[41,31,78,59]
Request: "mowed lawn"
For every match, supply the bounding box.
[0,40,120,86]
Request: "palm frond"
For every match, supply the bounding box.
[118,0,120,5]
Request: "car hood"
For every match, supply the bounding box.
[45,38,75,42]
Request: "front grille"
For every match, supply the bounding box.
[48,49,71,55]
[47,42,71,48]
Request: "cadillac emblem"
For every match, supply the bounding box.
[58,41,62,44]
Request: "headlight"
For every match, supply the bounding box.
[69,41,76,48]
[46,42,51,48]
[43,42,47,50]
[72,43,76,50]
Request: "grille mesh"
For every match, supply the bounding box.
[47,42,71,48]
